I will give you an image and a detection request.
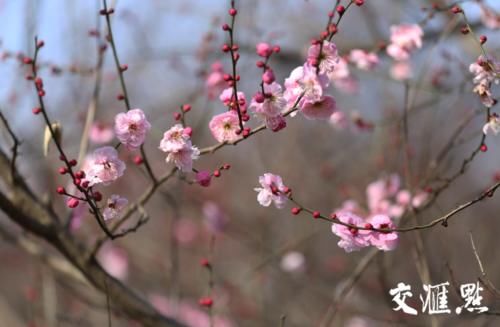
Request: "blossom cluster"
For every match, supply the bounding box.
[469,55,499,108]
[386,24,424,80]
[254,173,429,253]
[159,124,200,172]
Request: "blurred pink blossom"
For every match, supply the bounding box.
[386,24,423,61]
[205,61,226,100]
[174,218,199,245]
[300,95,336,120]
[349,49,379,71]
[203,201,228,234]
[280,251,306,273]
[89,122,114,144]
[390,61,412,81]
[483,114,500,136]
[480,4,500,29]
[97,243,129,281]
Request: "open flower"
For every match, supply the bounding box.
[114,108,151,150]
[254,173,288,209]
[103,195,128,221]
[209,110,241,142]
[331,212,370,252]
[250,82,287,131]
[159,124,191,152]
[84,146,126,186]
[284,64,330,109]
[166,145,199,172]
[307,40,339,73]
[300,95,336,120]
[483,114,500,136]
[220,88,247,111]
[367,215,399,251]
[159,125,199,172]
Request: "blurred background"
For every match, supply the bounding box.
[0,0,500,326]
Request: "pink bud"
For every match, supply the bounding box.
[256,42,272,58]
[67,198,80,209]
[196,171,212,187]
[262,69,275,84]
[254,92,265,103]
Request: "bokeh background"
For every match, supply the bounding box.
[0,0,500,326]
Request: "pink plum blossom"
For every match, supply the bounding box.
[284,64,329,108]
[102,195,128,221]
[470,56,499,107]
[307,40,339,73]
[366,174,400,214]
[203,201,228,234]
[349,49,379,70]
[390,61,412,81]
[250,82,286,118]
[470,56,500,85]
[327,57,359,94]
[219,87,247,111]
[250,82,287,131]
[386,24,424,61]
[483,114,500,136]
[209,110,241,142]
[254,173,288,209]
[367,214,399,251]
[205,61,226,100]
[159,124,191,152]
[396,190,412,206]
[165,145,200,172]
[97,243,129,281]
[159,124,200,172]
[265,114,287,132]
[329,111,349,130]
[300,95,336,120]
[411,190,428,208]
[84,146,126,186]
[331,212,370,252]
[89,122,114,144]
[114,108,151,150]
[174,219,198,246]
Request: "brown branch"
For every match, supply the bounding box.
[0,150,184,327]
[0,110,21,181]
